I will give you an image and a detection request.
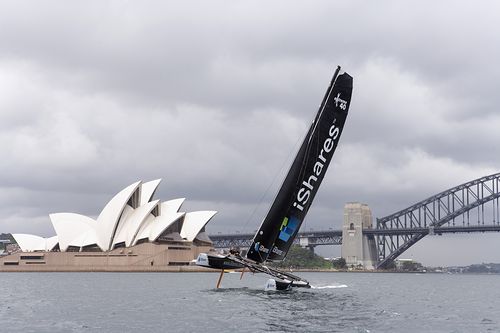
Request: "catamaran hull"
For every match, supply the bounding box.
[196,253,311,288]
[196,253,246,270]
[265,278,310,291]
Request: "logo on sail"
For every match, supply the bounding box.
[254,242,269,254]
[278,216,300,242]
[334,93,347,110]
[292,121,340,212]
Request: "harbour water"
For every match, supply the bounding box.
[0,272,499,332]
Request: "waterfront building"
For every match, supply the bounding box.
[0,180,216,271]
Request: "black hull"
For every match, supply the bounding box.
[267,279,311,290]
[275,280,291,291]
[196,254,311,288]
[291,280,311,288]
[207,255,246,270]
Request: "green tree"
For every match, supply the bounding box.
[400,260,424,271]
[270,245,333,269]
[332,257,347,269]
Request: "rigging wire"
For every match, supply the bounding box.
[242,121,308,232]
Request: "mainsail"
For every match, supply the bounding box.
[246,66,353,263]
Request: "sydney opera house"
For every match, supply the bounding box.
[0,180,216,271]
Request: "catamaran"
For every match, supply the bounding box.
[196,66,353,290]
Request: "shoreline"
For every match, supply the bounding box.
[0,267,424,273]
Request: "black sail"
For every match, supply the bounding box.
[246,67,353,263]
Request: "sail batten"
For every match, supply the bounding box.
[246,67,353,263]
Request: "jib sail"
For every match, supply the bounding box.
[246,66,353,263]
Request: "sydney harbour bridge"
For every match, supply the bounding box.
[209,172,500,269]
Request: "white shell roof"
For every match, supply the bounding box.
[50,213,98,251]
[112,200,160,247]
[69,232,97,248]
[194,231,212,243]
[140,179,161,206]
[145,212,185,244]
[96,181,141,251]
[14,180,216,252]
[161,198,185,213]
[12,234,53,252]
[110,205,135,247]
[133,198,187,244]
[180,211,217,242]
[45,236,59,251]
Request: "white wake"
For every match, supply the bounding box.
[311,284,348,289]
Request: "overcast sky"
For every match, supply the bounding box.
[1,1,499,266]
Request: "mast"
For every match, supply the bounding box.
[246,66,353,263]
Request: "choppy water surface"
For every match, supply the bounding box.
[1,272,499,332]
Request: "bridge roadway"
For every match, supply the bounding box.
[210,230,343,249]
[209,225,500,249]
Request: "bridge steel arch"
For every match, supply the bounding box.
[376,172,500,269]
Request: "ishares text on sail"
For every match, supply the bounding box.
[292,121,340,212]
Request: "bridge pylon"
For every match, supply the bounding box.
[341,203,377,269]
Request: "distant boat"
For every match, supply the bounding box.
[196,66,353,290]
